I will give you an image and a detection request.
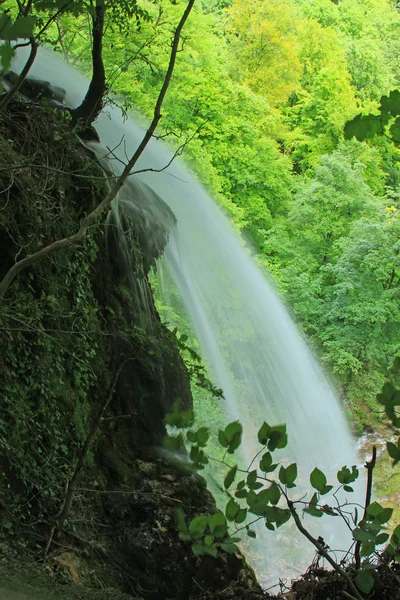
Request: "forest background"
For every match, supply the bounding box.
[24,0,400,499]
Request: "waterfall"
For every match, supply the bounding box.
[12,47,361,584]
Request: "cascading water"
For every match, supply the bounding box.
[12,47,361,584]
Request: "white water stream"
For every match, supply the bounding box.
[12,48,362,584]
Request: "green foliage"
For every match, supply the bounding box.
[180,414,399,595]
[176,508,239,557]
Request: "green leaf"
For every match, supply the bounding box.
[390,117,400,144]
[344,114,384,141]
[247,530,256,538]
[196,427,209,447]
[268,424,287,451]
[189,515,209,539]
[204,534,214,546]
[220,542,239,553]
[218,429,229,447]
[366,502,393,524]
[235,508,247,524]
[192,542,218,557]
[337,465,359,485]
[186,430,197,443]
[353,528,372,543]
[258,422,270,445]
[387,441,400,465]
[224,465,237,489]
[209,512,227,536]
[380,90,400,117]
[7,16,36,39]
[360,541,375,557]
[176,508,191,541]
[279,463,297,487]
[391,524,400,545]
[356,569,374,594]
[226,498,240,522]
[310,468,327,492]
[268,482,281,506]
[260,452,272,471]
[0,43,14,71]
[375,533,389,545]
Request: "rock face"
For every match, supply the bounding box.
[0,95,269,599]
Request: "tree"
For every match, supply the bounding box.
[0,0,196,301]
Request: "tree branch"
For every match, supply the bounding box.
[354,446,377,569]
[0,38,37,111]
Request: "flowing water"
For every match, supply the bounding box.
[12,47,362,584]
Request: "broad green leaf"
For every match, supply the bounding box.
[279,463,297,487]
[310,467,327,492]
[220,542,239,553]
[192,542,218,557]
[353,528,372,543]
[268,424,287,451]
[226,498,240,522]
[209,512,227,538]
[235,508,247,524]
[258,421,270,445]
[356,569,374,594]
[380,90,400,117]
[189,515,209,539]
[387,441,400,465]
[344,114,384,141]
[0,43,14,71]
[196,427,209,447]
[186,430,197,443]
[268,482,281,505]
[360,541,375,557]
[247,529,256,538]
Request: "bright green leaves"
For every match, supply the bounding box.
[177,509,239,558]
[337,465,359,491]
[345,89,400,145]
[353,502,393,560]
[218,421,243,454]
[257,422,287,451]
[0,14,36,71]
[279,463,297,488]
[310,468,333,495]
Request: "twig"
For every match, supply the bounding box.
[354,446,377,569]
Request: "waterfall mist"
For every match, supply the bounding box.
[12,47,362,584]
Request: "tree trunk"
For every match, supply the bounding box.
[70,0,106,126]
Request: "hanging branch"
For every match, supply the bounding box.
[0,0,196,303]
